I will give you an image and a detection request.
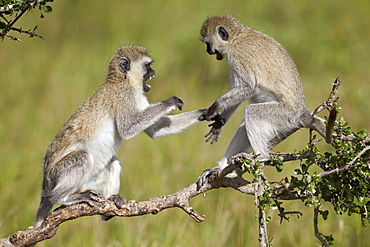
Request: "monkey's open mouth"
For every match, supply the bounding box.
[143,71,155,92]
[216,51,224,60]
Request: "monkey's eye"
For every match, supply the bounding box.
[218,26,229,41]
[118,57,130,73]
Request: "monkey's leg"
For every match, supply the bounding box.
[48,150,102,207]
[245,102,303,162]
[80,156,126,221]
[197,120,251,189]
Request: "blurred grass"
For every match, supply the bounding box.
[0,0,369,246]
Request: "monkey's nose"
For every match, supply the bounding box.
[206,43,216,55]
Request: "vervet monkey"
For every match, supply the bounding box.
[34,45,205,228]
[197,15,331,189]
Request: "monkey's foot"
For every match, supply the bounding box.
[196,167,222,190]
[76,190,101,207]
[108,194,127,209]
[102,195,127,221]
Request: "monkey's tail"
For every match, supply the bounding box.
[34,196,53,228]
[301,110,332,144]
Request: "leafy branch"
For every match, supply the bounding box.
[0,0,54,41]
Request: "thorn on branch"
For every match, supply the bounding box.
[9,26,44,39]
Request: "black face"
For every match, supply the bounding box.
[143,62,155,93]
[205,42,215,55]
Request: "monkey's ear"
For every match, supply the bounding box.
[118,57,130,73]
[218,27,229,41]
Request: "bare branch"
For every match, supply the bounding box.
[0,31,22,41]
[9,26,44,39]
[312,77,341,115]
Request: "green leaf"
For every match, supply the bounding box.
[321,210,329,220]
[42,5,53,13]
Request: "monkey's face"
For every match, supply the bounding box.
[118,55,155,93]
[111,45,155,93]
[201,26,229,61]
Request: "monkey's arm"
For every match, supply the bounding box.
[220,103,240,123]
[117,96,184,140]
[144,109,206,139]
[201,86,252,121]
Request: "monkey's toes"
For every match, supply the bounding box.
[108,195,127,209]
[196,168,222,190]
[73,190,102,207]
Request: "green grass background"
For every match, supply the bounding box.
[1,0,369,246]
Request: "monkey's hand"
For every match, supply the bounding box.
[166,96,184,111]
[204,114,225,144]
[199,101,219,121]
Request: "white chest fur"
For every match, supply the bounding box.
[85,117,122,169]
[135,92,150,111]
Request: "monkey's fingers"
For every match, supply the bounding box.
[204,130,212,139]
[205,132,220,144]
[205,133,214,143]
[205,130,216,143]
[210,133,220,144]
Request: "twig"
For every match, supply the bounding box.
[2,32,22,41]
[9,26,44,39]
[314,207,329,247]
[258,206,269,247]
[273,198,301,224]
[312,77,341,115]
[333,133,370,144]
[255,166,270,247]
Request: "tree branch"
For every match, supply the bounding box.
[314,207,329,247]
[312,77,341,115]
[0,152,309,246]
